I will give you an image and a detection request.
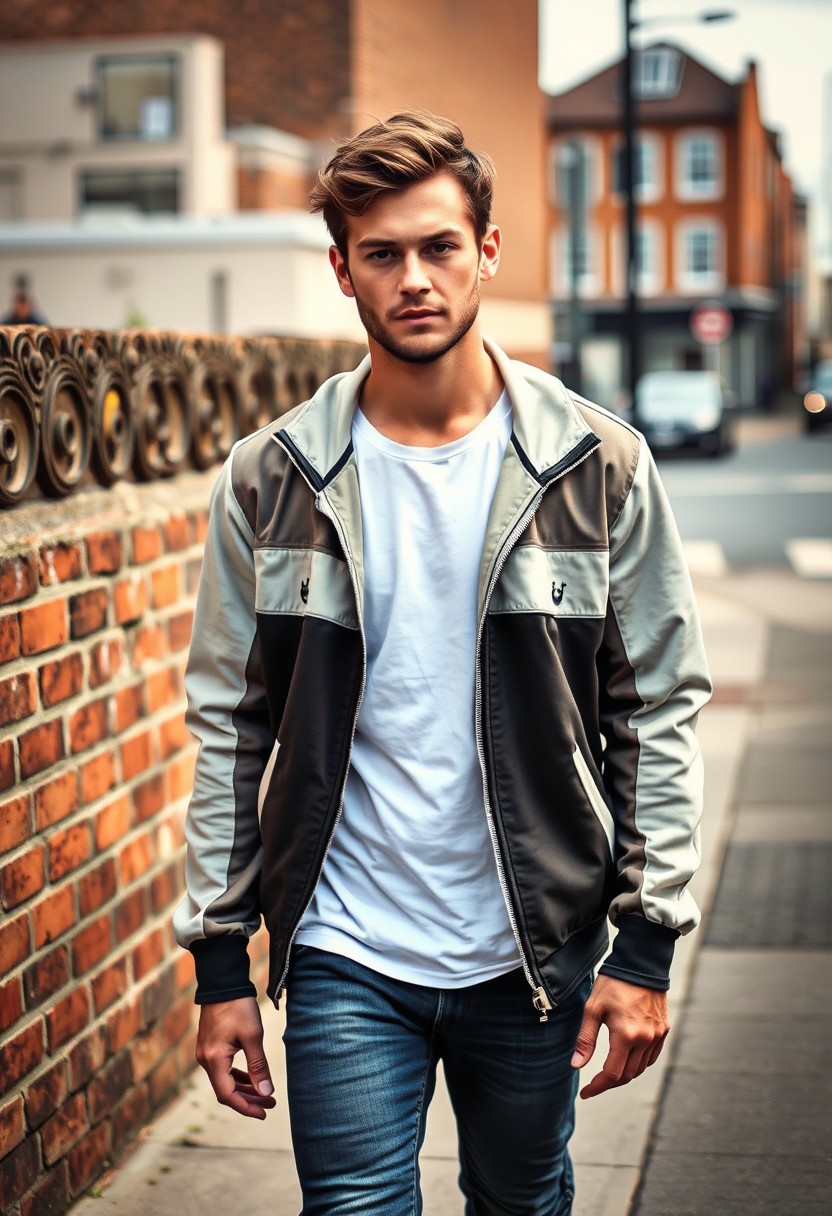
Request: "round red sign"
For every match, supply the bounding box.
[690,304,733,346]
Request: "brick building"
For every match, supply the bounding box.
[547,42,808,409]
[1,0,549,363]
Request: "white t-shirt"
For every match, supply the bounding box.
[296,390,520,987]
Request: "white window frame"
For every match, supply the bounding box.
[610,220,664,297]
[675,129,723,201]
[675,219,724,293]
[550,224,599,298]
[635,47,682,100]
[550,135,603,209]
[611,131,663,204]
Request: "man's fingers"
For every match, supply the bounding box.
[242,1041,275,1097]
[571,1002,602,1069]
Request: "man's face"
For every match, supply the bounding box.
[330,172,500,365]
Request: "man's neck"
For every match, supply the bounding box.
[359,327,504,448]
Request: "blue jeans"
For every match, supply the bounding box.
[283,947,591,1216]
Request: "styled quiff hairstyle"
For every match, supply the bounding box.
[309,110,496,255]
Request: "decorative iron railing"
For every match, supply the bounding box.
[0,328,365,505]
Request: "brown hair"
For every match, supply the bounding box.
[309,110,496,254]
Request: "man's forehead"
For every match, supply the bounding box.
[345,173,476,243]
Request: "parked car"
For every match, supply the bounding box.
[803,360,832,433]
[634,370,736,457]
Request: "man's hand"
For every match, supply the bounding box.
[195,996,277,1119]
[570,975,669,1100]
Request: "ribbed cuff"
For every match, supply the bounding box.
[190,936,257,1005]
[598,915,680,992]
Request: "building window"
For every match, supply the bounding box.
[551,137,601,208]
[552,227,598,297]
[611,221,663,296]
[635,48,682,99]
[612,134,662,201]
[80,169,181,215]
[676,131,723,200]
[96,55,178,141]
[676,221,723,292]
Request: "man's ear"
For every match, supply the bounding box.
[479,224,501,283]
[329,245,355,298]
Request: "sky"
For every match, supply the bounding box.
[539,0,832,262]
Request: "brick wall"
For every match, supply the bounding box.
[0,471,264,1213]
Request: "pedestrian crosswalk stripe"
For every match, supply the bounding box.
[683,541,728,577]
[785,539,832,578]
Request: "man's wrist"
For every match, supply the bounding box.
[600,915,679,992]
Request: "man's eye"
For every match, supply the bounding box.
[430,243,453,255]
[368,250,394,261]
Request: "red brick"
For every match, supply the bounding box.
[19,598,68,656]
[46,986,90,1051]
[156,811,184,860]
[114,885,147,943]
[150,563,181,609]
[107,995,142,1054]
[0,974,24,1032]
[150,861,178,914]
[168,608,194,652]
[114,681,145,732]
[142,964,175,1024]
[0,553,37,605]
[20,1161,70,1216]
[163,992,194,1050]
[158,711,190,759]
[0,1020,44,1090]
[131,526,163,564]
[0,670,36,726]
[1,843,45,909]
[191,508,209,544]
[67,1025,107,1091]
[146,665,182,714]
[23,945,70,1009]
[91,955,129,1015]
[149,1051,179,1110]
[71,913,111,976]
[119,831,154,886]
[78,857,117,917]
[95,794,130,850]
[35,770,78,830]
[0,911,30,970]
[132,927,164,981]
[0,612,21,664]
[163,515,190,552]
[120,730,154,782]
[68,1119,111,1197]
[0,1093,24,1158]
[87,1053,132,1127]
[111,1086,149,1152]
[133,772,165,823]
[18,717,64,779]
[40,1090,87,1166]
[24,1059,68,1129]
[89,637,123,688]
[186,556,203,594]
[32,886,75,948]
[68,698,109,753]
[80,749,117,804]
[0,793,33,854]
[132,622,167,665]
[86,531,123,575]
[113,575,147,625]
[39,651,84,707]
[0,737,15,792]
[128,1023,165,1083]
[0,1134,40,1210]
[175,948,195,992]
[48,821,90,880]
[39,543,82,586]
[69,588,108,639]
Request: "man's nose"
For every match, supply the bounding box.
[399,253,431,294]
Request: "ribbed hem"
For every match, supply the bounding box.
[598,915,679,992]
[190,936,257,1005]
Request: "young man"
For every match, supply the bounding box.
[174,111,711,1215]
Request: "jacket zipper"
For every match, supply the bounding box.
[474,436,602,1021]
[269,467,368,1004]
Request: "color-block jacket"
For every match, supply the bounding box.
[173,340,712,1018]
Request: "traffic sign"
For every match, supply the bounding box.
[690,303,733,346]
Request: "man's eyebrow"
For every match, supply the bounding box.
[354,228,465,250]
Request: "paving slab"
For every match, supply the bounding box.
[684,948,832,1017]
[632,1152,832,1216]
[673,1013,831,1074]
[732,805,832,841]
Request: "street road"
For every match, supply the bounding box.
[657,424,832,576]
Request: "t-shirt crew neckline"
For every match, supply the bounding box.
[352,388,511,462]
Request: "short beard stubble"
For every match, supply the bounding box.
[352,275,481,365]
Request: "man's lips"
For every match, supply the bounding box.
[394,309,442,321]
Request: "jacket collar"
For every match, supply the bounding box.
[273,338,599,488]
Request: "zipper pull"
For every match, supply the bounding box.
[532,985,552,1022]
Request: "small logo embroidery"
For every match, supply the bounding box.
[552,581,566,606]
[300,578,310,605]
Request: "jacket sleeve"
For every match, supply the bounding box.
[172,448,273,1003]
[597,437,712,991]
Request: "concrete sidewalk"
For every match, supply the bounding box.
[69,573,829,1216]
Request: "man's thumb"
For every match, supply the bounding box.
[571,1007,600,1069]
[244,1041,274,1096]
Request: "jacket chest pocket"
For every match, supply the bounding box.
[489,546,609,618]
[254,547,359,630]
